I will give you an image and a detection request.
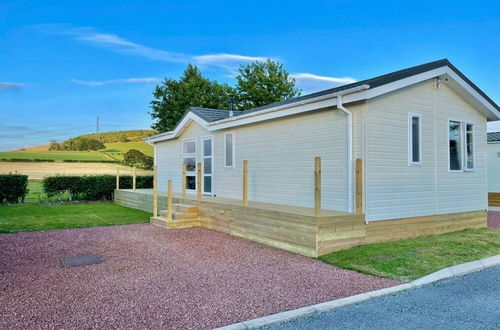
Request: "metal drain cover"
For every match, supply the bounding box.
[61,255,103,267]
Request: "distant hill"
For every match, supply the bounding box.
[75,129,157,143]
[5,129,156,162]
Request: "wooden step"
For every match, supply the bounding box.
[173,203,199,214]
[159,210,199,220]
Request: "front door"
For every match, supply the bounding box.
[202,136,213,195]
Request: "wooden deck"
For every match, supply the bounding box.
[115,189,487,257]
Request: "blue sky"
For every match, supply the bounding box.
[1,0,499,150]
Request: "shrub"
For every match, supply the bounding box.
[42,175,153,201]
[123,149,154,170]
[0,174,29,203]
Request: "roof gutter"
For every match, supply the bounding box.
[208,84,370,127]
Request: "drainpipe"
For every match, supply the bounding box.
[336,94,354,213]
[335,84,370,213]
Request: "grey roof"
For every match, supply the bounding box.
[488,132,500,142]
[190,107,232,122]
[186,59,499,124]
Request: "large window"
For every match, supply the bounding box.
[224,133,235,168]
[449,120,474,172]
[182,139,196,190]
[408,113,421,165]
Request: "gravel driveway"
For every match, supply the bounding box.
[488,211,500,229]
[0,225,397,329]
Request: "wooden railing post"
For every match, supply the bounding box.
[167,180,173,221]
[181,164,186,198]
[242,160,248,206]
[197,163,202,201]
[132,167,136,191]
[116,167,120,190]
[153,165,158,217]
[314,157,321,217]
[356,158,363,213]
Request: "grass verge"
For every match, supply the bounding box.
[0,203,151,233]
[319,228,500,282]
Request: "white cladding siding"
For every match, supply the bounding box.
[365,80,487,221]
[487,143,500,192]
[155,108,350,211]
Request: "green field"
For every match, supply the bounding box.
[319,228,500,281]
[102,141,153,160]
[0,203,151,233]
[0,151,109,161]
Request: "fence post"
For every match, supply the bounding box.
[314,157,321,217]
[197,163,202,201]
[132,167,136,191]
[116,167,120,190]
[167,180,173,221]
[242,160,248,206]
[153,165,158,217]
[356,158,363,213]
[181,164,186,198]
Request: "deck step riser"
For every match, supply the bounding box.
[159,210,199,219]
[173,204,199,214]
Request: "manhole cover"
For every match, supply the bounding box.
[61,255,103,267]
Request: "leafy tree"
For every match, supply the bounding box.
[49,141,60,151]
[235,59,301,110]
[150,64,234,132]
[123,149,154,170]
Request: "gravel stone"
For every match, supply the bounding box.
[487,211,500,229]
[0,224,397,329]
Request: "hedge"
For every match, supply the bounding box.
[0,158,55,162]
[0,174,29,203]
[42,175,153,201]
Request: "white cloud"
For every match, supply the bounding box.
[193,53,269,69]
[36,24,270,70]
[0,82,26,90]
[291,73,357,93]
[70,77,160,87]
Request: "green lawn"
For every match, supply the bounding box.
[0,203,151,233]
[25,181,70,203]
[319,229,500,282]
[0,151,109,161]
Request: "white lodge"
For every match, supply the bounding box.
[137,60,499,255]
[148,59,499,222]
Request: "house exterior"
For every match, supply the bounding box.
[132,59,499,256]
[487,132,500,206]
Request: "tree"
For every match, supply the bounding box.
[235,59,301,110]
[150,64,234,132]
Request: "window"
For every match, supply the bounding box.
[182,139,196,190]
[408,113,421,165]
[448,120,474,172]
[202,136,213,195]
[466,123,474,170]
[224,133,235,168]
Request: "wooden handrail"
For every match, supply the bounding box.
[167,180,173,220]
[132,167,136,191]
[243,160,248,206]
[197,163,202,201]
[314,157,321,217]
[153,165,158,217]
[181,164,187,198]
[356,158,363,213]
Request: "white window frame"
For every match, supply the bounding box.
[465,122,475,172]
[201,135,214,196]
[224,132,235,168]
[408,113,422,166]
[447,119,475,173]
[182,138,197,192]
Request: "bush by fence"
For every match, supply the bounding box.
[42,175,153,201]
[0,174,29,203]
